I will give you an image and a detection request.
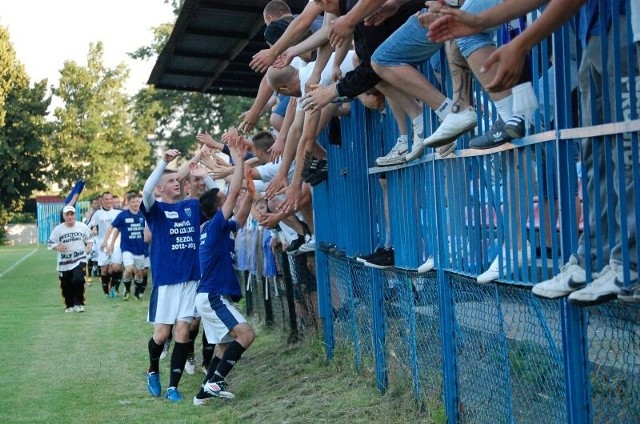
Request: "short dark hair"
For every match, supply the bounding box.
[264,0,291,19]
[199,188,221,219]
[252,131,275,151]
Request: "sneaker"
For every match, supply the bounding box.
[286,235,307,255]
[301,153,319,183]
[356,247,386,264]
[147,372,161,397]
[318,242,337,253]
[298,235,316,253]
[110,287,118,298]
[74,305,85,313]
[617,283,640,303]
[504,114,526,139]
[417,256,435,274]
[568,261,634,305]
[185,354,196,375]
[376,140,408,166]
[477,242,531,283]
[469,119,512,150]
[203,379,235,399]
[165,386,183,402]
[193,392,215,406]
[420,107,478,150]
[531,255,586,299]
[438,141,456,158]
[364,248,394,269]
[160,340,170,360]
[65,307,75,313]
[123,291,130,301]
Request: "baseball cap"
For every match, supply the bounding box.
[63,205,76,214]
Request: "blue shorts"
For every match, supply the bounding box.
[456,0,500,58]
[273,94,290,117]
[372,11,442,67]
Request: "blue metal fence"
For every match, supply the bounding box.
[314,4,639,423]
[36,201,89,243]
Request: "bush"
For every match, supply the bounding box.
[8,212,36,224]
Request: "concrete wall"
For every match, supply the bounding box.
[3,224,38,246]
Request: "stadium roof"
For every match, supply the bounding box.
[148,0,309,98]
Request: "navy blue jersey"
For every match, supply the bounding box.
[111,209,147,255]
[198,210,240,298]
[142,198,201,286]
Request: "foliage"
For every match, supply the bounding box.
[8,212,36,224]
[47,42,153,194]
[0,26,51,233]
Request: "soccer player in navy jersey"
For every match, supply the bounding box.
[103,191,146,301]
[141,148,216,402]
[193,127,256,405]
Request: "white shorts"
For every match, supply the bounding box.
[196,292,247,344]
[97,246,122,266]
[144,256,150,268]
[122,251,145,269]
[147,281,198,325]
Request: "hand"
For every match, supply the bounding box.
[212,164,234,180]
[54,244,68,253]
[364,1,400,26]
[250,48,277,73]
[331,65,343,83]
[278,183,302,214]
[268,137,285,163]
[100,241,108,253]
[427,7,483,43]
[163,149,180,163]
[273,50,295,68]
[357,91,385,110]
[304,70,322,94]
[195,132,218,150]
[238,109,259,133]
[264,170,288,200]
[329,15,355,48]
[482,42,526,92]
[245,169,256,194]
[259,212,281,229]
[189,163,208,179]
[301,84,337,113]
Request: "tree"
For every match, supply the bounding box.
[129,11,266,160]
[0,26,51,235]
[48,42,152,194]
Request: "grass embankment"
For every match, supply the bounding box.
[0,246,432,423]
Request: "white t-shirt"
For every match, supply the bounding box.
[297,50,356,110]
[47,222,93,271]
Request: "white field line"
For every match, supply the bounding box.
[0,248,38,279]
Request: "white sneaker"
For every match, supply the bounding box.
[376,140,408,166]
[477,242,531,284]
[568,261,633,305]
[160,340,170,360]
[422,108,478,149]
[417,257,434,274]
[298,235,316,252]
[531,255,586,299]
[185,354,196,375]
[74,305,85,312]
[65,307,75,313]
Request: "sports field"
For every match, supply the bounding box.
[0,245,431,424]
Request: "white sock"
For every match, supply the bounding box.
[412,114,424,138]
[435,98,453,120]
[494,95,514,122]
[398,134,408,143]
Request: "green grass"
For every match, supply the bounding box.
[0,246,434,423]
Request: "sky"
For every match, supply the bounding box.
[0,0,176,95]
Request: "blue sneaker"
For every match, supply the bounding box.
[165,386,183,402]
[147,372,161,397]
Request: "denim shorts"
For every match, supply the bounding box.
[372,10,442,67]
[456,0,500,58]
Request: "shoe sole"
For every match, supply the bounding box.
[504,126,525,139]
[363,262,393,270]
[438,142,456,158]
[568,292,618,306]
[424,121,477,148]
[376,157,407,166]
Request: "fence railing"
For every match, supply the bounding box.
[314,4,640,423]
